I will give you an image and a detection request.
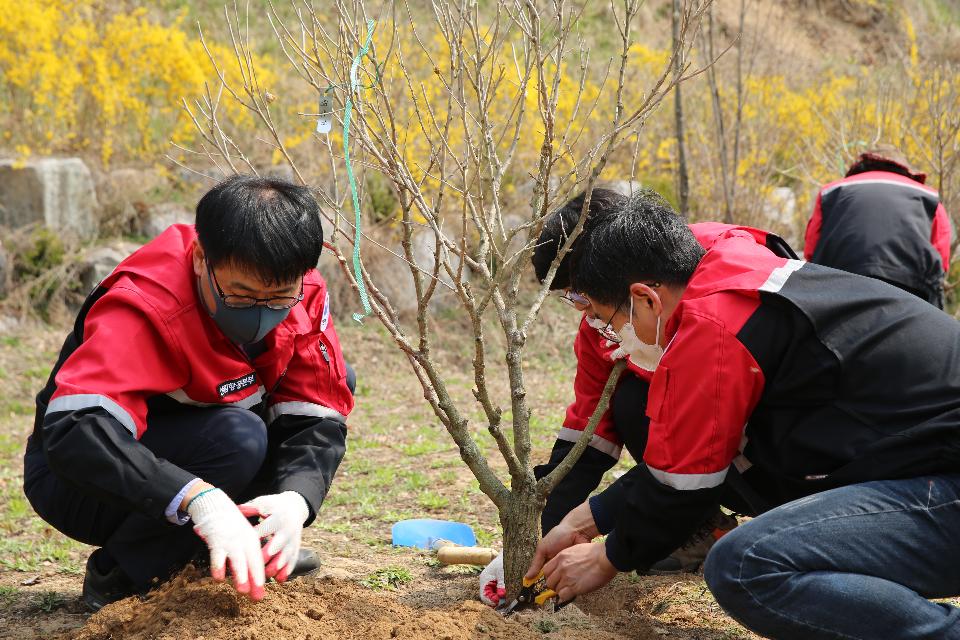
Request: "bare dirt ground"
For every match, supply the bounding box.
[0,316,756,640]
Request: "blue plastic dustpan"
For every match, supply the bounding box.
[391,519,477,549]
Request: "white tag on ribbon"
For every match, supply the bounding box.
[316,93,333,134]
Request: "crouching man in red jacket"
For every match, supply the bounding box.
[24,175,355,611]
[480,189,796,605]
[528,191,960,639]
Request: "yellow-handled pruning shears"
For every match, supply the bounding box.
[497,571,563,615]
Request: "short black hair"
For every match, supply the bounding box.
[195,174,323,285]
[570,192,704,305]
[531,188,628,290]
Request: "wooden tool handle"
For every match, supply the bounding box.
[436,546,499,566]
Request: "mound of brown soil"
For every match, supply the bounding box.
[72,568,654,640]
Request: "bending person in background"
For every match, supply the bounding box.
[24,175,355,611]
[528,196,960,640]
[804,143,951,307]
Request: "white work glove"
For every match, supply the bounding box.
[479,551,505,607]
[240,491,310,582]
[603,339,628,361]
[608,345,628,361]
[187,488,265,601]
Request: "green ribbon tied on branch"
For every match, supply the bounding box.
[343,19,377,323]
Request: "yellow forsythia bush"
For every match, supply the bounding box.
[0,0,268,165]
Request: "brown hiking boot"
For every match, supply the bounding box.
[647,510,738,574]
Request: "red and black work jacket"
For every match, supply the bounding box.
[535,223,798,532]
[26,224,353,524]
[804,170,951,306]
[590,229,960,571]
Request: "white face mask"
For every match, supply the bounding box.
[617,296,664,371]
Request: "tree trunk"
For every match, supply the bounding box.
[500,480,546,600]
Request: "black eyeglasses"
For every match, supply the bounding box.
[592,282,661,343]
[595,298,626,343]
[207,264,304,310]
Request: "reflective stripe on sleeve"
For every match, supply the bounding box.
[647,464,728,490]
[266,401,347,425]
[46,394,138,437]
[820,178,938,198]
[759,259,805,294]
[556,426,622,459]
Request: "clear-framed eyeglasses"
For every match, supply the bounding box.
[553,289,590,307]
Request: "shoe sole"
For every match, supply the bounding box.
[81,596,107,613]
[646,563,702,576]
[288,566,321,581]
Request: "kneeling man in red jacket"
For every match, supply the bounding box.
[24,175,354,610]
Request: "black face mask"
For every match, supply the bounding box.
[199,265,291,345]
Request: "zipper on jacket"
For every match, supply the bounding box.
[318,342,331,363]
[258,367,289,422]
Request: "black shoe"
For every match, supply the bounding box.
[82,550,138,612]
[190,547,321,581]
[288,548,321,580]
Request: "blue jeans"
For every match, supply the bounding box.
[704,474,960,639]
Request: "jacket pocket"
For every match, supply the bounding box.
[646,366,670,424]
[290,333,338,401]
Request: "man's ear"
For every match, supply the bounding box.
[628,282,663,316]
[191,240,205,278]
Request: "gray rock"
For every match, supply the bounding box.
[0,314,18,334]
[360,226,467,316]
[762,186,801,249]
[140,202,193,239]
[762,186,797,226]
[0,158,99,239]
[79,242,141,292]
[263,164,295,183]
[177,166,228,186]
[96,167,170,236]
[99,167,168,202]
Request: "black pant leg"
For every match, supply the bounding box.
[23,446,129,546]
[345,362,357,395]
[24,406,268,589]
[611,372,651,462]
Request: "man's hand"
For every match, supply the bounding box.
[187,488,265,601]
[525,501,599,580]
[478,551,505,606]
[239,492,309,582]
[542,542,618,602]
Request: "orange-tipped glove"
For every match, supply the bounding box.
[479,551,505,606]
[188,488,265,601]
[240,491,310,582]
